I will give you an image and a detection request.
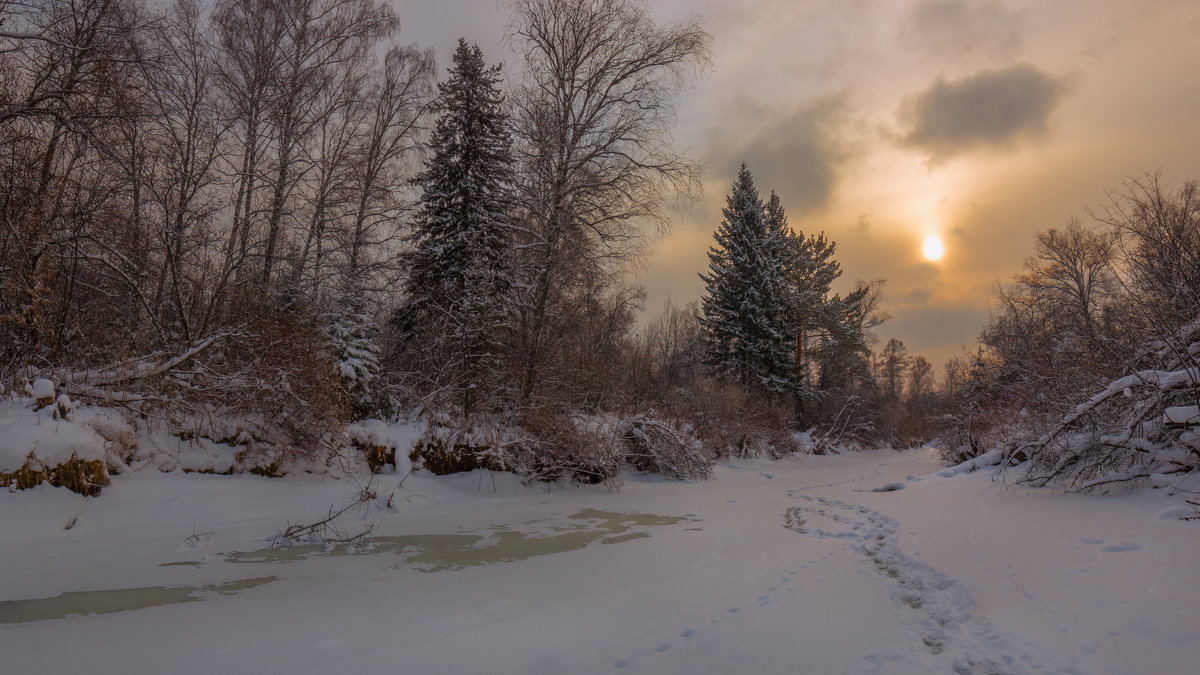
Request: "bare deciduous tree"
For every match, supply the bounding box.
[506,0,710,401]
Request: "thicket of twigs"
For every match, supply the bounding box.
[936,176,1200,495]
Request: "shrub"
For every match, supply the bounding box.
[618,411,712,480]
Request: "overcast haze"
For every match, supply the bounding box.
[395,0,1200,369]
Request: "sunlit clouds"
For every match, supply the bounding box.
[396,0,1200,368]
[637,0,1200,368]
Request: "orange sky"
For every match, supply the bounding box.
[398,0,1200,371]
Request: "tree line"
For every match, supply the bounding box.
[0,0,959,482]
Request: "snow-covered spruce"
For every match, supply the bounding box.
[700,165,798,400]
[394,39,515,418]
[323,281,384,418]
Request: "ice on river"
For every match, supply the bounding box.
[2,447,1198,674]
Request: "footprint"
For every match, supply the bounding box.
[1101,542,1140,552]
[655,644,671,653]
[728,607,739,613]
[613,659,630,669]
[785,487,1058,673]
[680,628,695,638]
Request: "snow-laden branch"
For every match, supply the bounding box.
[54,332,236,400]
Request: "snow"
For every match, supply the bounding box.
[0,397,107,472]
[935,448,1004,477]
[31,378,55,400]
[1,445,1198,674]
[1164,405,1200,425]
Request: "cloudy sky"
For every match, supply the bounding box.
[394,0,1200,370]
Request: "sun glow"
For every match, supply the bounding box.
[923,235,945,261]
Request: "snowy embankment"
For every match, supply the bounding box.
[0,385,109,474]
[2,444,1198,674]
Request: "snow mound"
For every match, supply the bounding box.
[1158,506,1195,521]
[936,449,1003,478]
[30,378,55,401]
[0,396,107,472]
[347,419,419,475]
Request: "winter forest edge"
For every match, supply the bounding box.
[1,0,1199,518]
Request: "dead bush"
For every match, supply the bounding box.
[667,378,801,458]
[486,408,616,485]
[618,412,712,480]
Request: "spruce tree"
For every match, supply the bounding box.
[784,218,843,420]
[397,39,514,417]
[700,165,797,399]
[325,279,383,418]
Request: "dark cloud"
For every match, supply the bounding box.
[898,0,1025,61]
[708,95,851,217]
[896,64,1069,163]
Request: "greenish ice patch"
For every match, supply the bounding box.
[226,509,691,572]
[0,577,278,625]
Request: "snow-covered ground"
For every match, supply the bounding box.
[2,447,1197,674]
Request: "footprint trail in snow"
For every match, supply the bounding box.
[783,489,1066,675]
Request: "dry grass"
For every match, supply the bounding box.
[352,439,395,474]
[0,456,108,496]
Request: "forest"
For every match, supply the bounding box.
[1,0,1197,504]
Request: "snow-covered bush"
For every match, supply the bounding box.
[514,413,624,485]
[4,307,354,478]
[407,408,712,485]
[618,412,712,480]
[347,419,404,474]
[408,420,515,476]
[1008,322,1200,492]
[0,390,113,495]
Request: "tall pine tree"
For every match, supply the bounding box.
[700,165,797,399]
[397,40,514,417]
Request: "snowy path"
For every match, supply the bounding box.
[2,448,1198,674]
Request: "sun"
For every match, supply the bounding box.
[922,235,945,261]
